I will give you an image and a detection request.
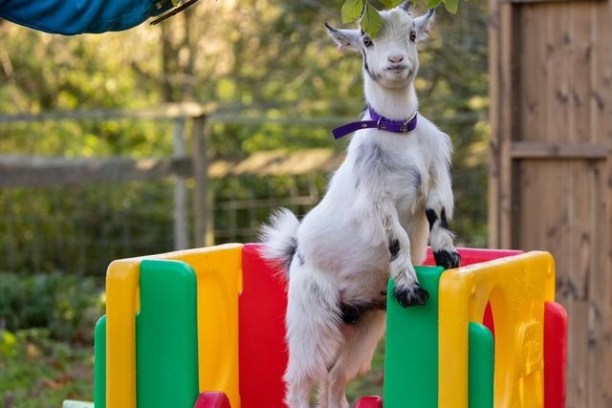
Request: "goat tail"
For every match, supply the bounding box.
[258,208,300,275]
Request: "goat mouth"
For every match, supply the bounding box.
[385,64,408,72]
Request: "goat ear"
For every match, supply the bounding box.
[325,23,361,51]
[414,9,435,42]
[399,1,412,12]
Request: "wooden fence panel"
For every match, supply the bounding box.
[489,0,611,406]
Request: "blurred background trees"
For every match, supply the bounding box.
[0,0,489,271]
[0,0,488,404]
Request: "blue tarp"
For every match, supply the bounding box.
[0,0,172,35]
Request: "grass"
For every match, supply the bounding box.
[0,330,94,408]
[0,330,386,408]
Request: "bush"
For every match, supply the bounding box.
[0,273,104,343]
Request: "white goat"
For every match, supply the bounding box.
[260,3,460,407]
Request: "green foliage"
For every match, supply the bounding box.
[340,0,460,37]
[380,0,405,8]
[431,0,459,13]
[361,2,384,37]
[341,0,365,24]
[0,182,176,276]
[0,273,100,405]
[0,273,104,342]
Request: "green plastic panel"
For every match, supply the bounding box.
[94,315,107,408]
[383,268,495,408]
[468,322,494,408]
[384,266,445,408]
[136,259,199,408]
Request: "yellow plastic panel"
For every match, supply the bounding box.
[165,244,243,408]
[104,244,243,408]
[106,259,140,408]
[438,251,555,408]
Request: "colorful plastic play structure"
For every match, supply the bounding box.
[90,243,567,408]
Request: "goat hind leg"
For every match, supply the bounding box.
[322,310,386,408]
[284,271,342,408]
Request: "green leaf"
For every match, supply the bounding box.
[442,0,459,13]
[379,0,402,8]
[425,0,444,8]
[341,0,365,24]
[361,2,383,37]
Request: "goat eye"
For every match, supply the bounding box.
[410,30,417,42]
[363,36,373,48]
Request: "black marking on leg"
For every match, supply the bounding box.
[339,300,386,325]
[427,207,451,231]
[389,238,400,261]
[393,282,429,308]
[440,208,449,229]
[433,250,461,269]
[426,208,437,231]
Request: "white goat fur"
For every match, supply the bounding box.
[260,4,459,408]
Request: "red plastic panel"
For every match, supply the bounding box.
[239,244,289,408]
[483,302,495,338]
[193,392,231,408]
[544,301,568,408]
[355,396,384,408]
[423,247,523,267]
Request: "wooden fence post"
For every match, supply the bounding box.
[192,115,212,247]
[173,118,189,250]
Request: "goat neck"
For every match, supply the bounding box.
[364,76,418,122]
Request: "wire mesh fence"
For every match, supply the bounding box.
[0,173,328,276]
[0,182,175,276]
[0,165,486,277]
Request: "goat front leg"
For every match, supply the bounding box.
[426,161,460,269]
[377,199,429,307]
[426,207,460,268]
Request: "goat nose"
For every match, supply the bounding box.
[388,54,404,64]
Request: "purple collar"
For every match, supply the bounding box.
[332,106,418,140]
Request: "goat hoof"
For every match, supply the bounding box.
[433,250,461,269]
[393,283,429,307]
